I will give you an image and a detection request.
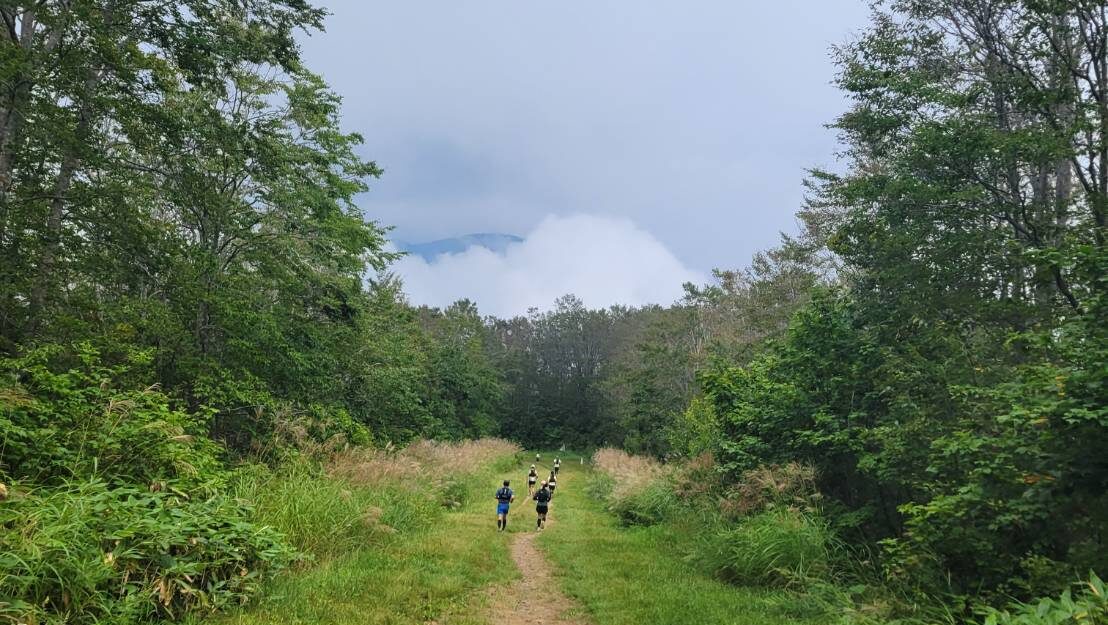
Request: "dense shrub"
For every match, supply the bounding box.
[0,344,224,491]
[0,480,294,625]
[610,479,681,527]
[980,574,1108,625]
[698,508,833,587]
[584,471,616,502]
[0,345,296,624]
[231,439,520,565]
[671,452,726,503]
[722,462,819,518]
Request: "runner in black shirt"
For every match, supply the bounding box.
[527,465,538,496]
[533,481,552,530]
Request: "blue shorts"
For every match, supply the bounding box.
[497,502,510,516]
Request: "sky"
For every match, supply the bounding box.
[299,1,871,316]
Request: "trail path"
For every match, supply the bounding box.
[480,482,589,625]
[482,532,586,625]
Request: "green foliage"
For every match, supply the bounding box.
[540,460,829,625]
[0,345,296,624]
[229,458,450,566]
[0,344,223,491]
[584,471,616,502]
[667,396,722,459]
[980,574,1108,625]
[0,480,294,625]
[207,443,520,625]
[609,479,681,527]
[697,509,834,588]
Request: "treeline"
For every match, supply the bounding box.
[483,214,832,454]
[0,3,501,622]
[3,0,1108,622]
[483,0,1108,614]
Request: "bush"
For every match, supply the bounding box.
[666,396,721,458]
[230,459,444,563]
[720,462,819,518]
[610,479,681,527]
[0,344,297,624]
[0,344,225,491]
[979,573,1108,625]
[699,508,833,587]
[585,471,615,502]
[591,448,664,499]
[0,480,294,625]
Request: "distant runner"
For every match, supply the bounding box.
[527,465,538,495]
[547,472,557,498]
[553,457,561,475]
[535,452,541,463]
[495,480,515,531]
[533,481,552,530]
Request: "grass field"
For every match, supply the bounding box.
[533,454,832,625]
[200,448,830,625]
[195,445,525,625]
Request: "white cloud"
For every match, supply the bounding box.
[389,214,705,317]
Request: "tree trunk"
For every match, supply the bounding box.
[28,65,104,322]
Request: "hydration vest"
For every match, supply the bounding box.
[496,487,513,502]
[535,489,551,504]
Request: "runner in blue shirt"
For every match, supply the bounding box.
[495,480,515,531]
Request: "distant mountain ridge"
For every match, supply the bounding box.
[397,233,524,262]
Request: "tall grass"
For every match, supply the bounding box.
[233,439,520,562]
[0,480,294,625]
[610,479,682,526]
[230,463,417,563]
[201,438,522,625]
[697,508,834,587]
[329,438,519,488]
[590,448,664,500]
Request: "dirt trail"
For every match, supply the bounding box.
[482,527,588,625]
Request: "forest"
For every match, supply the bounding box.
[1,1,1106,625]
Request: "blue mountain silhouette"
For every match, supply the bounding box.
[397,233,523,262]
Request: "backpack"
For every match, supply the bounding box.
[496,487,512,502]
[535,489,551,504]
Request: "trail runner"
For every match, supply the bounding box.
[495,480,515,531]
[548,472,557,498]
[527,465,538,495]
[553,457,561,475]
[533,481,552,530]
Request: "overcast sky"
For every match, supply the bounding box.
[299,2,870,315]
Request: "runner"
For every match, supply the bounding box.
[547,471,557,498]
[553,457,561,475]
[527,464,538,495]
[495,480,514,531]
[535,452,541,464]
[533,480,552,530]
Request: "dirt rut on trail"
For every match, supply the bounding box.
[482,529,588,625]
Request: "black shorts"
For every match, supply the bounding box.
[536,505,548,515]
